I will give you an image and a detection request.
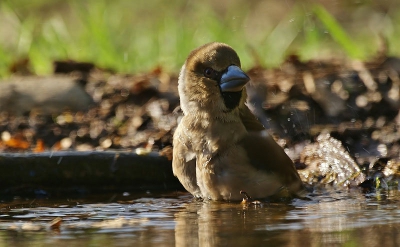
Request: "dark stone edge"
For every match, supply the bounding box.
[0,151,183,197]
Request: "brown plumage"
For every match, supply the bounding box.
[172,42,303,201]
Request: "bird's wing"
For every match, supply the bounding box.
[238,132,303,194]
[172,127,201,197]
[239,104,265,132]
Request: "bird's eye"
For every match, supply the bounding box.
[204,68,215,78]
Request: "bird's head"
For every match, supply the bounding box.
[178,42,250,115]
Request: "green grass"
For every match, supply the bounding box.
[1,0,399,78]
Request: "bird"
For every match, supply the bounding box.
[172,42,303,201]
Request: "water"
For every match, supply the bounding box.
[0,189,399,247]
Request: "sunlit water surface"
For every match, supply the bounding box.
[0,189,399,247]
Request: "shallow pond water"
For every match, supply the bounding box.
[0,188,399,247]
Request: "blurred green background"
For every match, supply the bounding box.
[1,0,399,78]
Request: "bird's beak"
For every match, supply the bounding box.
[220,65,250,92]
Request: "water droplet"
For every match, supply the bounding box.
[377,144,387,156]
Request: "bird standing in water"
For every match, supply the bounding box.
[172,42,303,201]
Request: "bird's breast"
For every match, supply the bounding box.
[184,117,246,156]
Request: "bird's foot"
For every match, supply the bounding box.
[240,190,261,205]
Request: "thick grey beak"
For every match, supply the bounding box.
[220,65,250,92]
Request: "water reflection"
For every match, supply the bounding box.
[0,189,400,246]
[173,189,400,246]
[174,200,294,246]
